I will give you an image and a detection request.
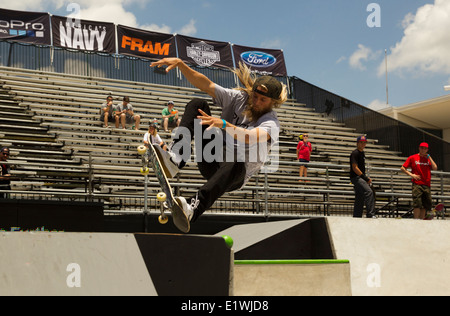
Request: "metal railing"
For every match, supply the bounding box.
[2,160,450,219]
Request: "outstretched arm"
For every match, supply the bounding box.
[151,58,216,98]
[197,109,271,145]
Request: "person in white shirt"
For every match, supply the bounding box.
[143,123,167,151]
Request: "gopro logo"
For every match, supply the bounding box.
[0,20,45,31]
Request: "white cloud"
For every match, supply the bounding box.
[260,39,282,49]
[177,19,197,36]
[367,99,390,111]
[70,3,139,27]
[140,23,172,34]
[1,0,197,36]
[349,44,381,71]
[378,0,450,77]
[336,56,346,64]
[72,1,197,35]
[0,0,65,11]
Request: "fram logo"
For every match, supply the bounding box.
[121,36,171,56]
[240,51,276,68]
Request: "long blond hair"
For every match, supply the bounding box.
[231,62,288,109]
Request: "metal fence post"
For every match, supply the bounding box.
[264,172,269,217]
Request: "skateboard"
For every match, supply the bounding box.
[137,144,190,233]
[424,203,445,220]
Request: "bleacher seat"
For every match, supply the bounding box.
[0,66,448,217]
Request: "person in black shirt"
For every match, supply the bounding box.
[0,147,11,199]
[350,136,376,218]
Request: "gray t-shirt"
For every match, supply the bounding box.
[117,102,137,123]
[117,102,135,115]
[213,84,280,186]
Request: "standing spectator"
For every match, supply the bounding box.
[401,142,438,219]
[100,95,115,128]
[143,123,167,151]
[162,101,181,132]
[0,147,11,199]
[117,96,141,130]
[350,136,376,218]
[296,133,312,181]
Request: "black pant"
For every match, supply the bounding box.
[351,176,375,218]
[174,99,246,221]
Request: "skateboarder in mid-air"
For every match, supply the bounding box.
[150,58,287,227]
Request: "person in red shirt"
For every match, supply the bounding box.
[296,133,312,181]
[0,147,11,199]
[401,142,438,219]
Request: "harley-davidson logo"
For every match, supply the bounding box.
[187,41,220,67]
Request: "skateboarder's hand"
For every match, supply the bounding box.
[150,58,182,73]
[197,109,223,130]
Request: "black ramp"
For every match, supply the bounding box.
[0,199,103,232]
[217,218,333,260]
[134,234,232,296]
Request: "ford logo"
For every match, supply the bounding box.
[240,51,276,68]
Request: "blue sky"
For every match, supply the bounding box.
[2,0,449,109]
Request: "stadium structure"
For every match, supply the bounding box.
[1,8,450,297]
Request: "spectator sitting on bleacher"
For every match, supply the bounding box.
[116,96,141,130]
[100,95,115,128]
[143,123,167,151]
[162,101,181,132]
[0,147,11,199]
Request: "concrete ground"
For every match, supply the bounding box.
[327,217,450,296]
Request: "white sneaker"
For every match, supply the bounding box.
[176,195,200,222]
[167,141,186,167]
[153,144,180,178]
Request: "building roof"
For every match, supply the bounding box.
[379,94,450,130]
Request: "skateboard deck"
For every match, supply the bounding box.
[138,144,190,233]
[424,203,445,220]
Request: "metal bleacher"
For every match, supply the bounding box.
[1,66,449,217]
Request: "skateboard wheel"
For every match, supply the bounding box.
[137,145,147,155]
[140,167,150,175]
[158,215,169,224]
[157,192,167,202]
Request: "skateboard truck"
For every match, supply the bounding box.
[137,143,190,233]
[157,192,169,224]
[138,146,150,175]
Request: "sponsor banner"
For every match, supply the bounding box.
[176,35,233,69]
[117,25,176,60]
[232,44,287,77]
[0,8,51,45]
[52,15,115,53]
